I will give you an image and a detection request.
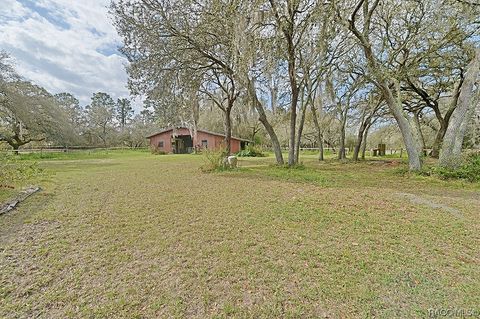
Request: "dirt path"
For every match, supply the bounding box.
[397,192,464,218]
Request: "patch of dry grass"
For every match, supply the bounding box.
[0,152,479,318]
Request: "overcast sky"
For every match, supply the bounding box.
[0,0,134,109]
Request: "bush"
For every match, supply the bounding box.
[0,153,44,188]
[236,145,265,157]
[429,153,480,182]
[200,146,228,172]
[392,153,480,182]
[406,153,480,182]
[150,145,167,155]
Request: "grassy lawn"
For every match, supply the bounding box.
[1,150,479,318]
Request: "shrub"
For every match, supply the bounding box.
[0,153,44,188]
[200,146,228,172]
[429,153,480,182]
[150,145,167,155]
[409,153,480,182]
[236,145,265,157]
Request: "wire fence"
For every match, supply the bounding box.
[0,146,149,155]
[2,145,477,157]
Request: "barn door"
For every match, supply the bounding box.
[173,138,185,153]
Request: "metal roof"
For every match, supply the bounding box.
[146,127,252,142]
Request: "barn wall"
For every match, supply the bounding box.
[194,131,220,150]
[149,131,173,153]
[148,128,244,154]
[195,133,241,153]
[231,139,241,153]
[175,128,191,136]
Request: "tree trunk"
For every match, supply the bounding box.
[431,120,446,158]
[338,109,347,160]
[392,110,422,170]
[247,78,284,165]
[288,95,298,166]
[101,122,108,148]
[269,75,278,114]
[431,80,462,158]
[439,49,480,168]
[100,135,107,148]
[338,127,346,160]
[353,120,367,161]
[318,136,324,161]
[12,144,19,155]
[382,81,423,170]
[311,97,324,161]
[412,110,426,154]
[294,96,307,164]
[361,125,370,160]
[251,124,260,143]
[287,51,299,166]
[192,90,200,153]
[350,30,422,170]
[224,106,232,155]
[2,136,21,155]
[453,101,476,154]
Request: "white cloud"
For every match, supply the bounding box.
[0,0,136,109]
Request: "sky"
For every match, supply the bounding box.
[0,0,134,109]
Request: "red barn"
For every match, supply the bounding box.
[147,127,250,154]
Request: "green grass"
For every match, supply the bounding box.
[0,150,147,202]
[1,151,479,318]
[0,188,16,203]
[15,148,150,161]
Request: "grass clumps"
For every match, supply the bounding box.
[0,153,44,188]
[200,146,228,172]
[150,145,168,155]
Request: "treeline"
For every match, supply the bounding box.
[111,0,480,171]
[0,52,152,150]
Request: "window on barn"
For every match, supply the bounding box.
[201,140,208,148]
[158,141,164,148]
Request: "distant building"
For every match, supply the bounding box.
[146,127,251,154]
